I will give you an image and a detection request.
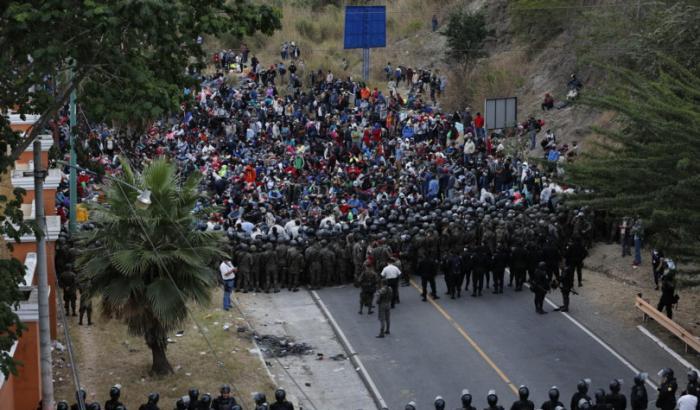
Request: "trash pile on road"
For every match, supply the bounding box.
[254,334,314,358]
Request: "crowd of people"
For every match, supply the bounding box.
[49,44,612,321]
[54,369,699,410]
[46,43,694,410]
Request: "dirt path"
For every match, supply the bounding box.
[575,243,699,368]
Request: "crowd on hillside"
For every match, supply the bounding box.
[55,369,699,410]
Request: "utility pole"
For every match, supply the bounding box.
[34,139,54,410]
[68,86,77,234]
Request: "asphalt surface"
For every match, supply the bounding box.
[317,276,681,410]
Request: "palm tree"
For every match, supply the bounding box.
[76,158,226,375]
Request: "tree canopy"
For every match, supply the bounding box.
[441,9,487,67]
[0,0,280,376]
[566,58,700,264]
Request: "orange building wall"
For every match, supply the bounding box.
[17,150,49,167]
[10,123,32,133]
[0,373,17,410]
[11,241,58,339]
[12,321,41,410]
[19,188,57,217]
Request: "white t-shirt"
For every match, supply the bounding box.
[381,264,401,280]
[676,394,697,410]
[219,261,236,281]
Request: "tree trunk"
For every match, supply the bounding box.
[145,326,173,376]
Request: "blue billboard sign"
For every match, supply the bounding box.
[344,6,387,50]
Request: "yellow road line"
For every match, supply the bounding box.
[410,280,519,395]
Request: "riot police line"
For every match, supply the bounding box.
[54,368,698,410]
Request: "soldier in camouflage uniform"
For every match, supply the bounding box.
[237,244,253,293]
[275,238,289,290]
[320,239,337,286]
[305,241,323,289]
[399,233,414,286]
[77,275,92,326]
[358,261,378,314]
[352,236,367,283]
[61,266,78,316]
[286,241,304,291]
[250,244,262,292]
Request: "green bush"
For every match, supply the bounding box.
[441,10,487,66]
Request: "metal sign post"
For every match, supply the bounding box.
[363,48,370,82]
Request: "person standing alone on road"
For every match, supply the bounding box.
[380,259,402,308]
[220,258,237,311]
[375,279,393,338]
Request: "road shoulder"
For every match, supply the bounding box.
[236,289,377,410]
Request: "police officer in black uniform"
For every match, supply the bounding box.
[542,387,564,410]
[486,390,505,410]
[72,390,88,410]
[657,261,678,319]
[186,388,199,410]
[685,370,699,399]
[434,396,446,410]
[531,262,549,314]
[630,373,648,410]
[269,388,293,410]
[605,379,627,410]
[593,389,610,410]
[572,380,591,410]
[105,385,124,410]
[461,389,477,410]
[138,393,160,410]
[491,245,509,294]
[197,393,212,410]
[555,264,575,312]
[212,385,237,410]
[656,368,678,410]
[511,386,535,410]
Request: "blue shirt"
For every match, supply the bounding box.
[428,179,439,198]
[547,150,560,162]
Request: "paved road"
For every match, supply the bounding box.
[318,277,681,410]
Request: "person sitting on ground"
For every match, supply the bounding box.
[542,93,554,111]
[567,74,583,100]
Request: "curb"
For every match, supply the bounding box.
[309,290,388,410]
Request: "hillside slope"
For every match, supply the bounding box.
[225,0,614,154]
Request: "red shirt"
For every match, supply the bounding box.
[474,115,484,128]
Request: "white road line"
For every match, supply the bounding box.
[637,325,699,374]
[311,290,389,410]
[541,294,658,390]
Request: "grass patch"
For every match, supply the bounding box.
[443,52,528,111]
[53,288,274,408]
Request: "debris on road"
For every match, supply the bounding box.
[254,334,314,358]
